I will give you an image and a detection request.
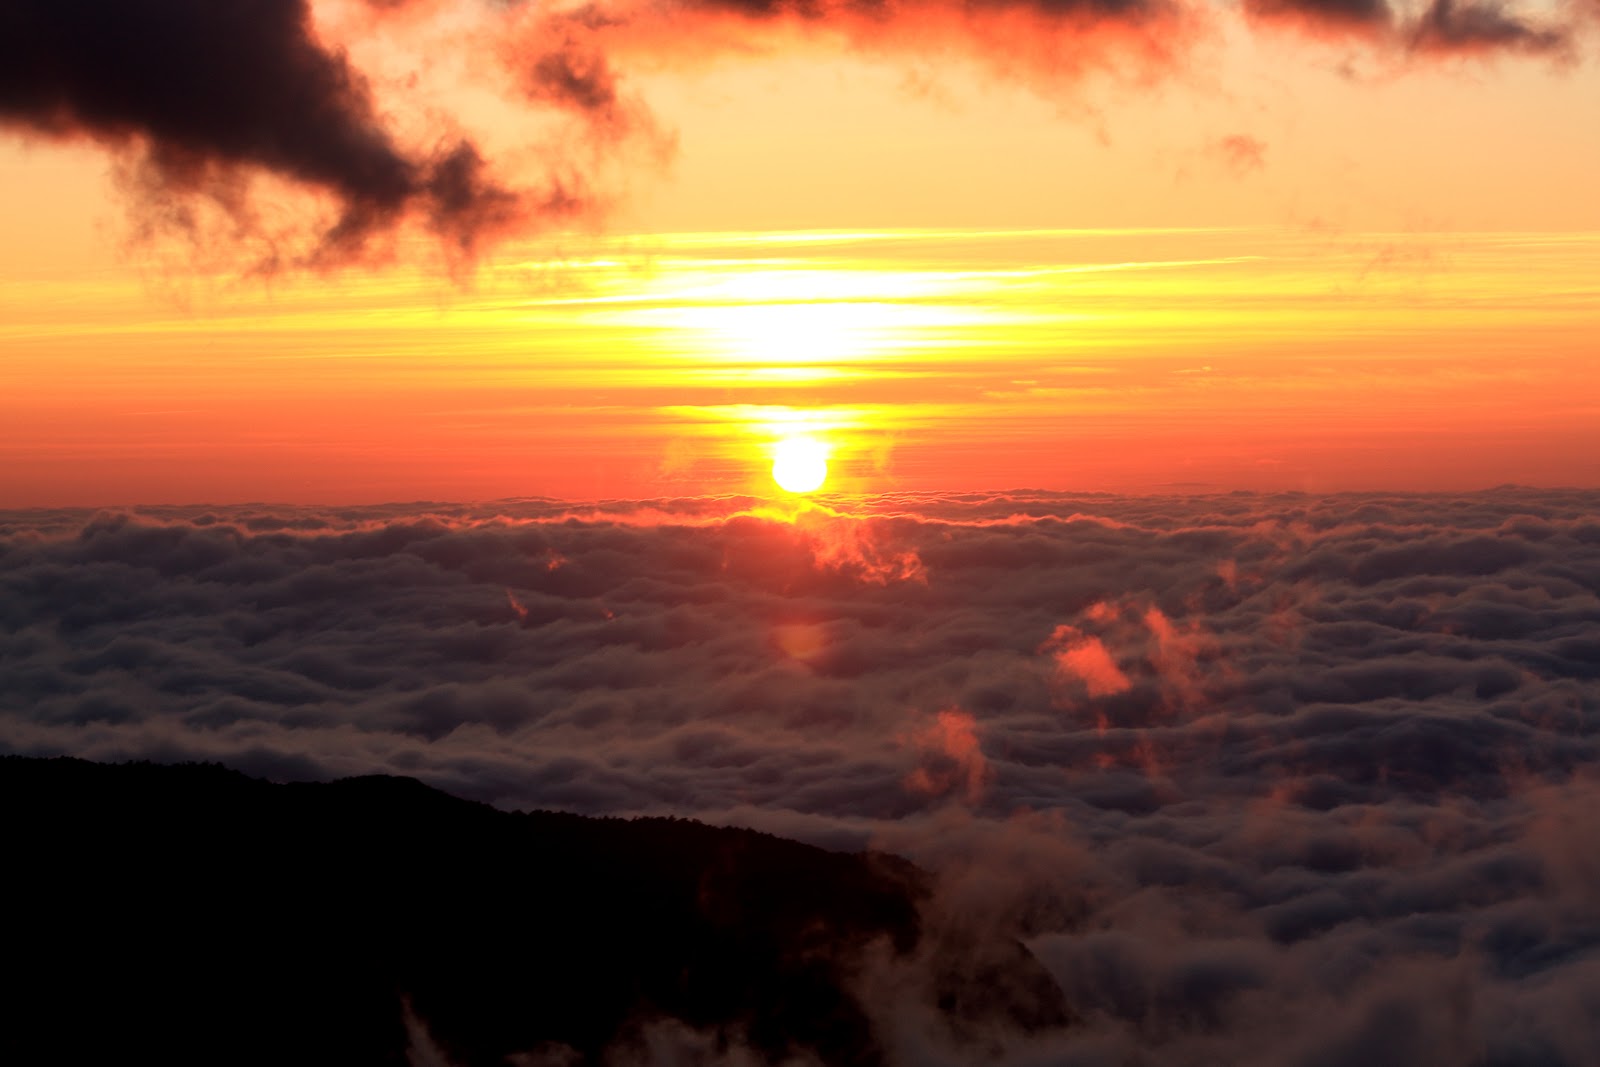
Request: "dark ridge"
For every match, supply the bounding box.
[2,756,1070,1066]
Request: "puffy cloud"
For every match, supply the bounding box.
[4,488,1600,1061]
[1408,0,1572,55]
[1243,0,1575,57]
[0,0,552,268]
[903,708,992,803]
[1044,626,1133,698]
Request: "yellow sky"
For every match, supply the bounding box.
[2,1,1598,504]
[4,226,1595,503]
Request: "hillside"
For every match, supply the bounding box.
[2,756,1069,1066]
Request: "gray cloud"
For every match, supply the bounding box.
[4,487,1600,1063]
[1409,0,1572,54]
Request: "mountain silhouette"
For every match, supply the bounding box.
[3,756,1069,1066]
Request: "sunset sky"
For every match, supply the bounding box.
[3,0,1597,505]
[7,6,1600,1062]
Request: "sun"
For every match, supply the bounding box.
[772,436,828,493]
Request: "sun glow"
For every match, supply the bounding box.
[772,436,829,493]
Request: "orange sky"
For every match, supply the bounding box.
[2,0,1598,504]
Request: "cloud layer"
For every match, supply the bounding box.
[3,487,1599,1062]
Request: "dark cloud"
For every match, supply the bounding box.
[529,43,626,117]
[5,488,1600,1062]
[1244,0,1394,35]
[1408,0,1571,55]
[1243,0,1575,52]
[0,0,546,266]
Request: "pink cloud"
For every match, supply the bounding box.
[903,708,991,804]
[1044,625,1133,698]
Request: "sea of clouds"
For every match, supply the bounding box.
[5,488,1599,1064]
